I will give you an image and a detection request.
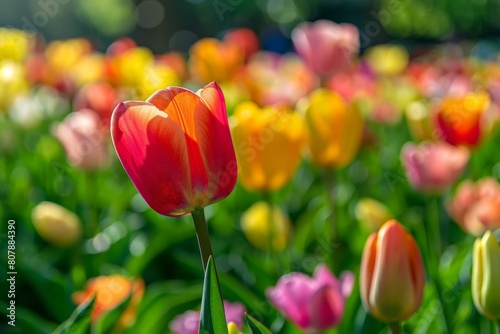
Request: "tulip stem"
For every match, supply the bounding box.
[85,171,99,238]
[324,169,339,273]
[496,320,500,334]
[389,322,402,334]
[192,207,215,271]
[263,192,280,275]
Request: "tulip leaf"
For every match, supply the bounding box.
[199,256,228,334]
[92,292,132,334]
[53,295,95,334]
[244,313,272,334]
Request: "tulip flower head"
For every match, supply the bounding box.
[169,301,246,334]
[472,231,500,320]
[32,201,82,247]
[267,264,354,333]
[72,275,145,328]
[292,20,359,77]
[240,201,291,251]
[401,141,469,193]
[304,89,364,168]
[231,101,304,192]
[111,82,237,217]
[447,178,500,236]
[360,220,425,323]
[55,109,110,170]
[434,92,490,146]
[355,198,393,233]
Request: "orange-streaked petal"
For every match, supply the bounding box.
[111,101,191,216]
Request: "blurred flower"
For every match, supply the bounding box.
[31,201,82,247]
[360,220,425,322]
[107,46,155,89]
[355,198,393,233]
[72,275,145,328]
[447,178,500,236]
[0,28,31,62]
[472,231,500,320]
[55,109,109,170]
[326,64,376,102]
[106,37,137,57]
[231,101,304,192]
[156,52,188,82]
[111,82,237,217]
[169,301,246,334]
[224,28,260,63]
[0,60,29,111]
[364,44,409,76]
[304,89,363,168]
[70,53,106,87]
[189,38,243,84]
[401,141,469,193]
[242,52,317,107]
[240,201,291,251]
[434,92,490,146]
[74,82,118,129]
[267,264,354,333]
[136,62,180,100]
[292,20,359,77]
[227,322,241,334]
[405,101,435,141]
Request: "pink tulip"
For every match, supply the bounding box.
[54,109,109,170]
[169,301,246,334]
[292,20,359,76]
[266,264,354,333]
[401,141,469,193]
[447,178,500,235]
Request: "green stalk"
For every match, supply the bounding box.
[496,320,500,334]
[85,171,99,238]
[425,195,452,332]
[192,207,215,270]
[389,322,402,334]
[324,169,339,273]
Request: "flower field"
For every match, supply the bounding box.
[1,5,500,334]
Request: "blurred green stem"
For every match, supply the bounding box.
[389,322,401,334]
[324,169,339,273]
[425,195,452,333]
[192,207,214,270]
[496,320,500,334]
[263,191,280,275]
[85,171,99,238]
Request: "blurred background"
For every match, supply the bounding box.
[3,0,500,55]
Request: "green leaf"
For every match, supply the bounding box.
[92,292,132,334]
[244,313,271,334]
[199,257,228,334]
[53,295,95,334]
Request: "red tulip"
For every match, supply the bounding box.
[111,82,237,217]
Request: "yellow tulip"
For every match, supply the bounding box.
[0,28,31,62]
[472,231,500,320]
[137,63,180,100]
[189,38,243,84]
[32,201,82,247]
[231,102,304,192]
[355,198,393,233]
[241,201,291,251]
[304,89,363,168]
[45,38,92,78]
[227,321,241,334]
[364,44,409,76]
[405,101,435,141]
[0,60,29,112]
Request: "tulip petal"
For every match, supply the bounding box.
[111,101,191,216]
[360,233,377,311]
[197,82,238,201]
[309,285,344,330]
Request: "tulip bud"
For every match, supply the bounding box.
[72,275,145,328]
[32,201,82,247]
[472,231,500,320]
[304,89,363,168]
[231,101,304,192]
[364,44,409,76]
[434,92,490,146]
[355,198,393,233]
[240,201,291,251]
[0,60,29,111]
[360,220,425,322]
[227,322,241,334]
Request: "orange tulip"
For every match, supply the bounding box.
[72,275,144,328]
[434,92,490,146]
[189,38,243,84]
[360,220,425,322]
[111,82,237,217]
